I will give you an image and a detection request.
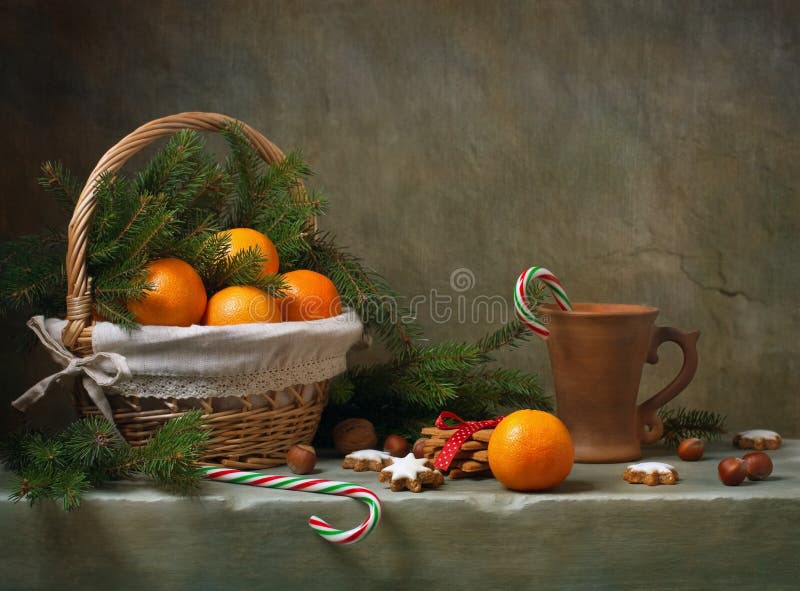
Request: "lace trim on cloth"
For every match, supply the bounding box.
[108,356,347,399]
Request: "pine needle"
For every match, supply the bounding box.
[658,407,727,448]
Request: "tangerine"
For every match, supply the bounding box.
[217,228,280,277]
[281,270,342,321]
[487,409,574,491]
[203,285,281,325]
[127,258,207,326]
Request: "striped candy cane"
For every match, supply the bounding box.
[514,266,572,338]
[199,466,382,545]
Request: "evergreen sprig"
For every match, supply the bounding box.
[658,407,727,448]
[38,160,81,214]
[202,242,287,296]
[299,231,422,355]
[1,413,210,510]
[0,230,67,318]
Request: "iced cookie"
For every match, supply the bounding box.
[378,453,444,492]
[623,462,679,486]
[342,449,393,472]
[733,430,782,451]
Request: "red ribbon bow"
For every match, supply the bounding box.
[432,411,504,471]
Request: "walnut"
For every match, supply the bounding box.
[333,418,378,455]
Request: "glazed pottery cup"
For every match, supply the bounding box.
[540,303,699,463]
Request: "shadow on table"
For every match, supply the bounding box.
[550,479,595,494]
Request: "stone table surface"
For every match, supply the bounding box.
[2,441,799,591]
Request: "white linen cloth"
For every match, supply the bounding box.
[14,311,364,422]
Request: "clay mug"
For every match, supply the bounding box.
[540,303,699,463]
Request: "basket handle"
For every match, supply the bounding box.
[63,112,300,353]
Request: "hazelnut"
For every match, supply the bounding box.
[383,434,410,457]
[286,444,316,475]
[677,438,704,461]
[717,457,747,486]
[412,438,427,459]
[332,418,377,455]
[742,452,773,481]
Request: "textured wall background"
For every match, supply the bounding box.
[1,0,798,436]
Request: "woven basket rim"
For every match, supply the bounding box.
[62,112,315,356]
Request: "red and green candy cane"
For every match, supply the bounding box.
[199,466,382,544]
[514,266,572,338]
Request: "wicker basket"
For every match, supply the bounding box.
[61,112,340,469]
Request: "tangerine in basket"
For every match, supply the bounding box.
[203,285,281,325]
[281,270,343,321]
[127,258,207,326]
[217,227,280,277]
[487,409,574,491]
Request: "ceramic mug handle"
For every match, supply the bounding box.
[636,326,700,444]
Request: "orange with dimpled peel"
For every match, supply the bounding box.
[281,269,342,321]
[487,409,574,491]
[126,258,207,326]
[202,285,281,326]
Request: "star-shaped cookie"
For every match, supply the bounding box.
[622,462,679,486]
[378,453,444,492]
[733,430,781,451]
[342,449,394,472]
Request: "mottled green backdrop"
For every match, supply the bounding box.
[1,1,798,435]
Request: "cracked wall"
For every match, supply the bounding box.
[1,1,798,436]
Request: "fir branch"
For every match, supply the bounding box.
[403,341,484,374]
[211,246,265,285]
[0,429,29,473]
[93,263,151,331]
[456,367,551,412]
[477,318,530,356]
[328,376,356,406]
[92,299,137,329]
[176,229,230,281]
[9,474,51,506]
[299,232,422,355]
[0,231,67,317]
[61,416,126,469]
[2,414,210,510]
[132,412,210,491]
[38,160,81,213]
[51,468,91,511]
[204,245,286,296]
[23,433,66,476]
[134,130,217,213]
[658,407,727,448]
[219,122,264,227]
[220,123,315,229]
[252,150,314,213]
[475,281,545,356]
[116,196,178,266]
[86,173,134,264]
[393,372,458,408]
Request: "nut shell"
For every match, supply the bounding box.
[333,418,378,455]
[412,438,427,459]
[383,434,410,457]
[717,457,747,486]
[677,438,705,461]
[286,444,316,475]
[742,452,773,481]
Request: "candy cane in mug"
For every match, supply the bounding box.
[514,266,572,338]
